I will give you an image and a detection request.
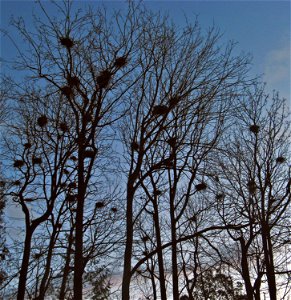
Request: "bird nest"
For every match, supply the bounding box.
[68,75,80,87]
[166,137,176,147]
[97,70,112,89]
[37,115,48,127]
[68,182,77,189]
[169,96,180,108]
[195,182,207,191]
[276,156,286,164]
[152,105,169,116]
[14,160,24,168]
[114,56,127,68]
[60,37,74,48]
[249,124,260,134]
[59,122,69,133]
[95,201,105,209]
[24,142,32,149]
[61,86,73,98]
[32,156,42,165]
[131,141,139,152]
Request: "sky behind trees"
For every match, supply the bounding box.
[1,1,290,100]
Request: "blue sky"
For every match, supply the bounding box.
[1,0,290,98]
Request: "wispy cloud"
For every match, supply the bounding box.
[264,44,290,86]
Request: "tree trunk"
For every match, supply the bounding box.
[59,227,74,300]
[261,223,277,300]
[36,229,57,299]
[122,186,135,300]
[152,199,167,300]
[17,228,33,300]
[240,239,254,300]
[74,142,86,300]
[170,199,179,300]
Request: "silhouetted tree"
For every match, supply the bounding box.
[212,84,291,299]
[120,11,251,299]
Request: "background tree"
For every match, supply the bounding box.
[211,84,291,299]
[120,12,251,299]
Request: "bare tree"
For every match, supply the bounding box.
[119,12,251,299]
[2,1,155,299]
[212,84,291,299]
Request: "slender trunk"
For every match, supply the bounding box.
[170,198,179,300]
[261,223,277,300]
[240,239,254,300]
[122,186,134,300]
[74,140,86,300]
[148,259,157,300]
[152,199,167,300]
[17,228,33,300]
[59,227,74,300]
[37,229,57,299]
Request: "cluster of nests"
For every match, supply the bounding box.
[13,155,42,168]
[151,96,181,118]
[36,114,69,133]
[65,194,117,213]
[59,36,127,92]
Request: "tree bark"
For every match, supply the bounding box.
[74,138,86,300]
[122,186,134,300]
[152,199,167,300]
[17,228,33,300]
[261,222,277,300]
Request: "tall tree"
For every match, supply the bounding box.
[212,84,291,299]
[120,13,251,299]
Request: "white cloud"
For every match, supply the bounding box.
[264,45,290,86]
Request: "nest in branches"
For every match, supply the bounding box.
[66,194,76,202]
[111,207,118,213]
[169,96,180,108]
[142,235,150,242]
[154,189,162,196]
[14,160,24,168]
[24,142,32,149]
[131,141,139,152]
[32,156,42,165]
[152,105,169,116]
[0,181,5,187]
[189,215,196,222]
[161,158,174,169]
[166,137,176,147]
[68,75,80,87]
[56,223,62,229]
[97,70,112,89]
[276,156,286,164]
[249,124,260,134]
[95,201,105,209]
[114,56,127,68]
[195,182,207,191]
[247,180,256,194]
[60,37,74,48]
[61,86,73,98]
[84,149,95,158]
[33,252,42,260]
[13,180,21,186]
[216,193,224,201]
[60,182,67,189]
[68,182,77,189]
[70,155,77,161]
[63,169,70,175]
[59,122,69,133]
[37,115,48,127]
